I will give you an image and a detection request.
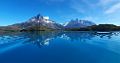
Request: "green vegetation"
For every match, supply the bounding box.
[0,24,120,32]
[0,26,21,33]
[20,26,55,31]
[65,24,120,31]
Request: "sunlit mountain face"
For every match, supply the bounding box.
[64,19,96,28]
[5,14,96,31]
[11,14,64,30]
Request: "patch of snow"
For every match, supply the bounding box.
[63,22,69,26]
[31,18,36,21]
[37,20,40,23]
[43,16,49,20]
[45,20,51,23]
[59,23,63,25]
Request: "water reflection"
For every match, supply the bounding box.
[0,32,29,53]
[0,31,120,48]
[22,32,62,48]
[19,31,96,47]
[61,32,95,42]
[0,31,120,63]
[0,32,120,47]
[94,32,120,39]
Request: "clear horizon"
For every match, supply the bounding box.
[0,0,120,26]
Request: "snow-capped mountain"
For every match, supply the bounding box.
[12,14,63,30]
[28,14,55,24]
[9,14,96,31]
[64,19,96,28]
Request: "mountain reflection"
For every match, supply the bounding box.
[22,31,62,48]
[0,31,120,48]
[22,31,96,47]
[60,32,95,42]
[94,32,120,39]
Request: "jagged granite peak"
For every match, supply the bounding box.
[12,14,63,30]
[64,18,96,28]
[27,14,55,24]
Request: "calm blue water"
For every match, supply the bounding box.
[0,31,120,63]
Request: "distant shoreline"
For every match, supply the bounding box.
[0,24,120,33]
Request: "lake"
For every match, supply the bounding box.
[0,31,120,63]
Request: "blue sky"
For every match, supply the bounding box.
[0,0,120,26]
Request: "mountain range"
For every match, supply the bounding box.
[0,14,96,31]
[64,19,96,28]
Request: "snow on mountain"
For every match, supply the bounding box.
[11,14,96,30]
[64,19,96,28]
[63,22,69,26]
[12,14,63,30]
[28,14,63,29]
[43,16,49,20]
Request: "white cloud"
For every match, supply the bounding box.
[99,0,120,6]
[105,3,120,14]
[41,0,65,5]
[99,0,115,5]
[69,0,104,14]
[81,16,98,22]
[70,0,86,13]
[98,0,120,14]
[81,16,94,20]
[69,0,98,13]
[47,0,65,2]
[71,5,85,13]
[82,0,96,7]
